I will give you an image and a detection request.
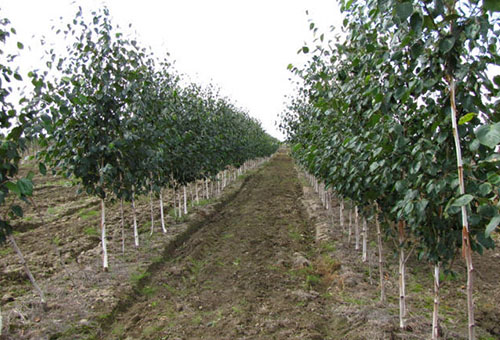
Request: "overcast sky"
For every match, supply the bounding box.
[0,0,342,140]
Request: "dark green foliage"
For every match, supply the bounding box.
[281,0,500,268]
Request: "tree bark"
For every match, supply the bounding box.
[160,190,166,233]
[120,198,125,254]
[100,198,108,271]
[448,75,475,340]
[375,209,386,303]
[362,216,368,262]
[432,263,440,340]
[132,192,139,247]
[355,206,360,251]
[398,220,407,329]
[183,185,188,214]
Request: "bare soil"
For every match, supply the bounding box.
[1,150,499,340]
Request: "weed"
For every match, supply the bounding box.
[22,215,33,222]
[83,227,99,237]
[0,247,12,256]
[52,236,61,246]
[192,315,203,325]
[111,324,125,336]
[130,270,150,284]
[141,285,156,296]
[222,232,234,239]
[142,324,162,337]
[78,209,99,220]
[162,283,178,295]
[232,305,243,314]
[306,274,321,287]
[320,241,336,253]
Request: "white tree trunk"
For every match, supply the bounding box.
[149,186,155,235]
[183,185,188,214]
[160,190,166,233]
[340,198,345,232]
[132,192,139,247]
[375,210,385,303]
[195,182,199,204]
[432,263,440,340]
[362,217,368,262]
[355,206,360,251]
[120,198,125,254]
[177,189,183,218]
[205,178,209,199]
[101,198,108,271]
[448,76,475,340]
[348,208,352,244]
[173,187,177,218]
[398,221,407,329]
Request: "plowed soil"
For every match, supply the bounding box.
[100,151,342,340]
[2,150,499,340]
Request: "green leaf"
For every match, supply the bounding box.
[11,205,23,217]
[17,178,33,196]
[451,194,474,207]
[17,42,24,49]
[39,162,47,176]
[476,122,500,149]
[485,215,500,237]
[483,0,500,12]
[5,182,21,195]
[494,75,500,87]
[458,112,476,125]
[479,183,492,196]
[410,12,423,33]
[396,2,413,21]
[439,36,456,53]
[302,46,310,54]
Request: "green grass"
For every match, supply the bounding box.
[83,227,99,237]
[0,247,12,256]
[78,209,99,220]
[130,270,150,284]
[141,285,157,296]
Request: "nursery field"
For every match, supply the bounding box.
[1,151,499,339]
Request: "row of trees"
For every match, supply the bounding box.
[0,5,278,314]
[281,0,499,339]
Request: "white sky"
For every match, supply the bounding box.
[0,0,342,140]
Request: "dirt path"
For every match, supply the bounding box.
[100,151,341,340]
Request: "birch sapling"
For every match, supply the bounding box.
[149,183,155,235]
[340,198,345,232]
[398,220,407,329]
[100,198,108,271]
[362,216,368,262]
[432,263,440,340]
[183,185,188,214]
[132,191,139,247]
[375,206,385,303]
[173,187,177,218]
[448,75,475,340]
[348,207,353,244]
[159,189,166,233]
[355,206,360,251]
[177,189,182,218]
[120,198,125,254]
